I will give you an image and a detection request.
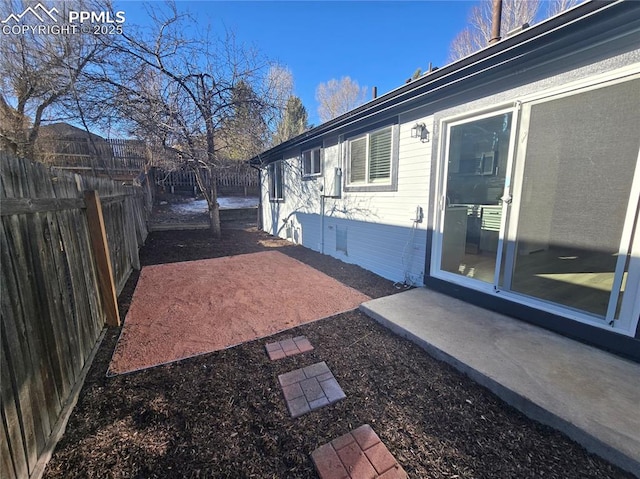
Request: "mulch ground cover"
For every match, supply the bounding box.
[43,227,633,478]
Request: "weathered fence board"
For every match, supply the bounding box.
[1,270,31,479]
[0,198,85,215]
[0,153,151,478]
[36,138,146,177]
[1,217,43,473]
[1,353,24,479]
[84,191,120,327]
[153,163,259,196]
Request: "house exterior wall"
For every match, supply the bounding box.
[260,115,434,284]
[422,49,640,247]
[257,3,640,358]
[261,49,639,286]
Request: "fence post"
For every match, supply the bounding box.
[84,190,120,327]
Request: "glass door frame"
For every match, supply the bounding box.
[431,75,640,337]
[607,144,640,334]
[431,104,520,293]
[496,77,640,336]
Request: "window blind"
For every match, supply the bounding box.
[312,149,321,175]
[302,150,312,176]
[349,137,366,183]
[369,128,392,182]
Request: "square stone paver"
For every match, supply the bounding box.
[278,361,345,418]
[265,335,314,360]
[311,424,407,479]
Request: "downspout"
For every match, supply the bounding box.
[320,194,325,254]
[250,163,263,230]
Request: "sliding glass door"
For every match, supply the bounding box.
[436,109,516,289]
[434,76,640,334]
[504,79,640,327]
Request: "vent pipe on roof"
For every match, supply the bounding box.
[489,0,502,44]
[506,23,530,38]
[372,86,377,99]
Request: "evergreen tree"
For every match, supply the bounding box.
[220,80,269,161]
[272,96,308,145]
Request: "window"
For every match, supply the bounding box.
[345,124,398,192]
[302,147,322,177]
[268,160,284,201]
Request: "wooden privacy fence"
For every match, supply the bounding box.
[0,153,150,479]
[154,162,259,196]
[154,167,210,194]
[35,137,147,178]
[216,163,259,189]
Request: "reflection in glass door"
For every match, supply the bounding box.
[439,111,514,286]
[505,79,640,320]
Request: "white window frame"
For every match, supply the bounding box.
[268,160,284,202]
[344,123,399,193]
[431,105,519,294]
[301,147,322,178]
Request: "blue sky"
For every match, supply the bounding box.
[118,1,475,125]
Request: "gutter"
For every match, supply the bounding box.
[249,0,632,166]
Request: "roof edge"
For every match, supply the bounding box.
[249,0,628,166]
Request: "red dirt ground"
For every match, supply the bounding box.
[108,251,369,375]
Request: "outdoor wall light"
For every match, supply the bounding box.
[411,123,429,142]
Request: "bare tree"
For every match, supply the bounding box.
[448,27,477,61]
[315,76,368,123]
[449,0,588,61]
[449,0,540,61]
[96,3,281,237]
[265,64,294,127]
[0,94,30,154]
[547,0,584,17]
[0,0,113,158]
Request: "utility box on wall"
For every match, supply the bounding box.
[324,167,342,198]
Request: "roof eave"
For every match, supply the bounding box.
[249,0,629,166]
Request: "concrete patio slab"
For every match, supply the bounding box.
[360,288,640,477]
